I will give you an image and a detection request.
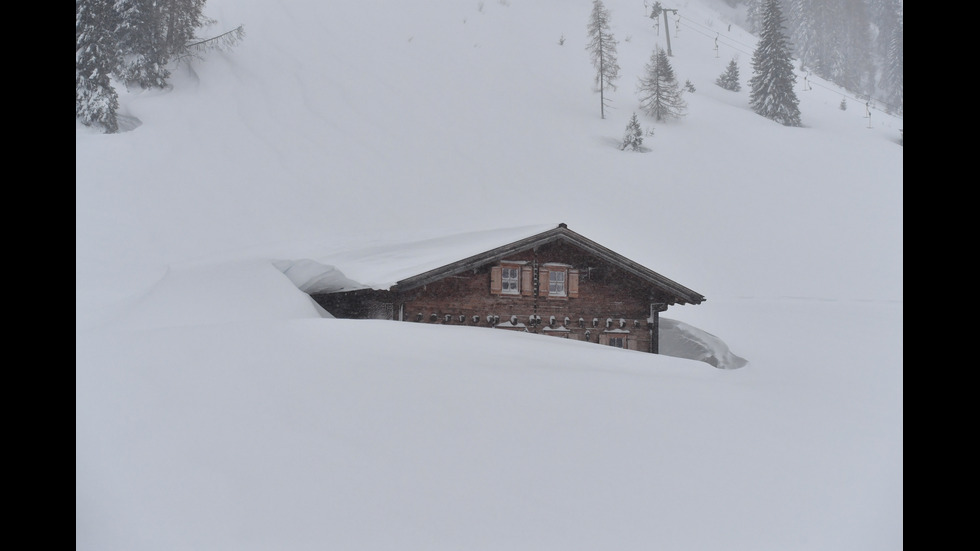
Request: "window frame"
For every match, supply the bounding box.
[549,269,567,296]
[541,262,574,298]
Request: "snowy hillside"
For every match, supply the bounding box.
[76,1,903,549]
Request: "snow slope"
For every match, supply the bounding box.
[76,1,902,549]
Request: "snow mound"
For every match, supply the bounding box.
[659,317,749,369]
[273,259,366,294]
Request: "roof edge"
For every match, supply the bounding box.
[390,223,705,305]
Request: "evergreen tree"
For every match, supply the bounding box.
[870,0,902,114]
[787,0,819,72]
[742,1,898,111]
[162,0,208,60]
[115,0,170,89]
[748,0,801,126]
[744,0,764,34]
[77,0,121,133]
[715,58,741,91]
[807,0,836,80]
[636,46,686,122]
[586,0,620,119]
[649,1,663,19]
[620,112,644,151]
[835,0,873,95]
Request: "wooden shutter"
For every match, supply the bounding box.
[490,266,502,294]
[627,335,638,350]
[538,267,549,297]
[521,266,533,296]
[568,269,579,298]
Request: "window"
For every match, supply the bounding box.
[491,262,530,296]
[501,266,520,294]
[540,263,577,298]
[608,337,624,348]
[549,270,566,296]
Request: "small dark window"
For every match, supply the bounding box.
[608,337,624,348]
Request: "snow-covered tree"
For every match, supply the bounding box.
[77,0,121,132]
[881,10,902,114]
[586,0,620,119]
[715,58,741,91]
[744,0,763,34]
[636,46,686,122]
[748,0,801,126]
[741,0,899,111]
[833,0,873,96]
[620,112,644,151]
[162,0,208,60]
[870,0,902,114]
[76,0,244,127]
[786,0,819,72]
[114,0,170,89]
[649,1,663,19]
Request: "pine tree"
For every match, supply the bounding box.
[748,0,801,126]
[636,46,686,122]
[77,0,121,133]
[744,0,763,34]
[871,0,902,114]
[787,0,819,72]
[115,0,170,89]
[744,0,899,110]
[715,58,741,91]
[835,0,873,96]
[162,0,208,60]
[649,1,663,19]
[620,112,644,151]
[586,0,620,119]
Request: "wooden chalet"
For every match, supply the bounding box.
[310,223,705,354]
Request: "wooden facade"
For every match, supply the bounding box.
[311,223,705,354]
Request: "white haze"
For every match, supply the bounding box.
[75,1,903,549]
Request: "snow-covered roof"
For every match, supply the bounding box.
[276,223,556,294]
[278,222,705,306]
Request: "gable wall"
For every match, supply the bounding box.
[395,242,661,352]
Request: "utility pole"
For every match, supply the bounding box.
[662,8,678,56]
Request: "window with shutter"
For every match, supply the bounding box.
[492,262,527,296]
[541,263,571,298]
